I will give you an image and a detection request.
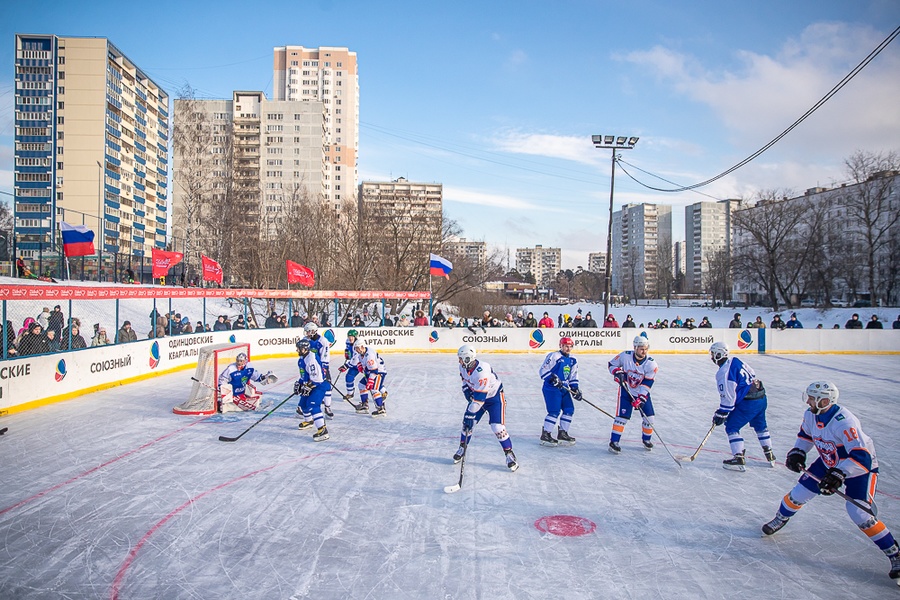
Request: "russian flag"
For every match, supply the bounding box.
[61,222,96,257]
[429,253,453,279]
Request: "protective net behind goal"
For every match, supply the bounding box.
[172,342,250,415]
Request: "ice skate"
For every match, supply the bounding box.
[371,404,387,417]
[298,420,314,430]
[556,429,576,446]
[888,545,900,582]
[312,426,329,442]
[505,449,519,472]
[355,402,369,414]
[642,440,654,451]
[540,429,558,446]
[762,513,789,535]
[763,446,776,466]
[323,405,334,419]
[608,441,621,455]
[453,444,466,464]
[723,451,746,472]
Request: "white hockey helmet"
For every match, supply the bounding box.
[805,381,839,414]
[633,334,649,349]
[303,322,318,336]
[353,338,367,353]
[709,341,729,363]
[236,352,248,365]
[458,344,477,367]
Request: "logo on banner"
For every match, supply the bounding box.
[529,329,545,349]
[323,329,336,347]
[429,330,439,343]
[55,359,67,382]
[737,330,754,350]
[149,342,160,368]
[229,334,237,344]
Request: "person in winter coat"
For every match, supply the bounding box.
[538,312,555,328]
[582,312,598,328]
[621,315,636,328]
[18,322,50,356]
[728,313,743,328]
[770,315,787,330]
[117,321,138,343]
[91,326,112,347]
[698,316,713,328]
[523,312,539,328]
[60,323,87,350]
[866,315,884,330]
[785,313,803,329]
[844,314,863,329]
[603,314,619,328]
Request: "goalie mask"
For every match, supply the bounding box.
[236,352,248,366]
[805,381,839,414]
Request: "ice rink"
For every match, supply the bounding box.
[1,352,898,599]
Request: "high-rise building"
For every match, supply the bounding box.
[516,245,561,287]
[673,241,686,281]
[273,46,358,210]
[358,177,443,263]
[587,251,607,274]
[446,238,487,269]
[171,91,325,265]
[611,203,672,298]
[684,199,739,293]
[13,34,169,269]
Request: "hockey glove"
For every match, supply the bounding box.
[463,387,474,402]
[712,410,729,426]
[365,376,376,391]
[818,467,845,496]
[264,371,278,385]
[548,374,562,388]
[632,393,648,409]
[612,368,627,385]
[784,448,807,473]
[293,380,304,395]
[463,411,476,432]
[338,364,349,374]
[571,387,583,401]
[357,363,365,373]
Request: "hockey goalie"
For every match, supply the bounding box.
[218,352,278,412]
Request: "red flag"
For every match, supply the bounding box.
[286,260,315,286]
[201,255,223,285]
[151,248,184,278]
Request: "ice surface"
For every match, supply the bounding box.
[1,352,898,599]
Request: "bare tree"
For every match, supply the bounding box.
[703,248,732,308]
[842,150,900,305]
[656,230,675,306]
[731,190,818,310]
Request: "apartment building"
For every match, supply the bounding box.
[358,177,443,258]
[516,245,561,287]
[273,46,358,209]
[446,238,487,269]
[684,199,739,294]
[587,251,607,274]
[611,203,672,298]
[171,91,325,258]
[13,34,169,266]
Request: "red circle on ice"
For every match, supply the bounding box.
[534,515,597,537]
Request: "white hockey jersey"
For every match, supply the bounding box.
[459,360,502,401]
[345,346,386,375]
[794,404,877,479]
[607,350,657,397]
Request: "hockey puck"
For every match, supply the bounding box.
[534,515,596,537]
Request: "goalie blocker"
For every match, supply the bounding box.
[173,343,277,415]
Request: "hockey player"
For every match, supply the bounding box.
[538,336,582,446]
[304,322,334,418]
[343,329,361,396]
[708,341,774,471]
[338,339,388,416]
[293,338,329,441]
[762,381,900,583]
[217,352,276,412]
[607,334,657,454]
[453,344,518,471]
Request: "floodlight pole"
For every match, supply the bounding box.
[591,135,638,320]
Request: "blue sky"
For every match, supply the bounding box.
[2,0,899,269]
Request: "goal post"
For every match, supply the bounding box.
[173,342,251,415]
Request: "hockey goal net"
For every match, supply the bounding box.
[173,342,251,415]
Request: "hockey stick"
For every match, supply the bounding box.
[800,467,876,517]
[618,381,682,469]
[328,373,361,410]
[558,382,615,420]
[218,393,297,442]
[445,432,470,494]
[675,423,717,463]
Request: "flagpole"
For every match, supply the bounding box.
[429,271,433,323]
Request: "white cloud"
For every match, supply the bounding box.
[444,186,557,211]
[618,22,900,159]
[486,130,600,166]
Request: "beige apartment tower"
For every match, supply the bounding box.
[273,46,359,210]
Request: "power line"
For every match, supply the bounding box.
[621,24,900,193]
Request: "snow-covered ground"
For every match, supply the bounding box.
[1,352,898,599]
